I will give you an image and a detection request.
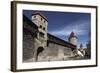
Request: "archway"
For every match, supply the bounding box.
[36,47,44,61]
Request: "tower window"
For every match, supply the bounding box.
[40,25,42,28]
[41,17,43,21]
[43,27,45,31]
[44,20,45,23]
[39,32,44,38]
[34,15,36,18]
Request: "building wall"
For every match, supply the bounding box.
[23,32,74,62]
[23,32,35,62]
[23,31,46,62]
[46,42,73,61]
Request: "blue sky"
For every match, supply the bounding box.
[23,10,91,48]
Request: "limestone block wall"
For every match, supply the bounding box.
[23,31,45,62]
[23,33,74,62]
[46,42,73,61]
[23,33,35,62]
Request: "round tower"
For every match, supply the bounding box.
[68,32,77,46]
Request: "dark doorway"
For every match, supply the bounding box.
[36,47,44,61]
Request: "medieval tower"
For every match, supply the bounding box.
[31,12,48,61]
[68,32,77,46]
[32,12,48,47]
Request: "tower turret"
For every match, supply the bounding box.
[32,12,48,47]
[69,32,77,46]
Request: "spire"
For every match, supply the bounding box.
[80,43,83,48]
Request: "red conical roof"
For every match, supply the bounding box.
[70,32,76,37]
[70,32,75,36]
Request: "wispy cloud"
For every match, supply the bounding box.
[48,19,90,36]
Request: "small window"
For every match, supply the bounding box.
[40,25,42,28]
[34,15,36,18]
[39,32,44,38]
[43,27,45,31]
[44,20,45,23]
[41,17,43,21]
